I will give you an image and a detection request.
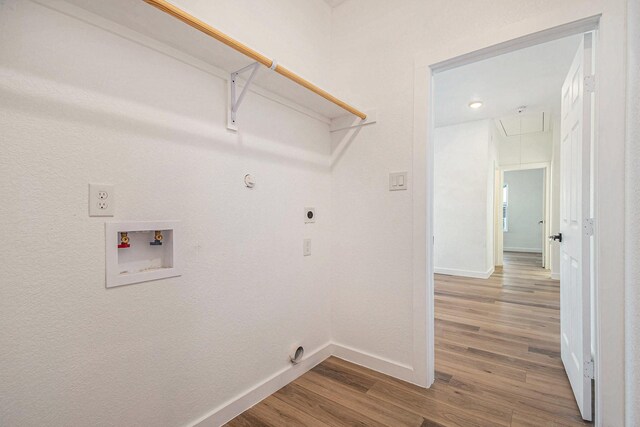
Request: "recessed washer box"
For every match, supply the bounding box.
[105,221,181,288]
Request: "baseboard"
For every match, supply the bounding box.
[551,272,560,280]
[434,266,494,279]
[190,342,333,427]
[503,247,543,253]
[189,342,420,426]
[331,343,416,385]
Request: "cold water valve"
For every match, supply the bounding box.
[150,230,163,246]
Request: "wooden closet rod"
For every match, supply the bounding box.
[144,0,367,120]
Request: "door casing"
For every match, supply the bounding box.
[412,11,626,426]
[499,163,551,269]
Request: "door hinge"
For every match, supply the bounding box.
[584,218,595,236]
[584,75,596,94]
[584,359,595,379]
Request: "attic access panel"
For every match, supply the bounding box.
[499,111,547,136]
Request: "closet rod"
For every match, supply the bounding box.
[143,0,367,120]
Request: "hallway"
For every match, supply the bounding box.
[433,251,589,425]
[227,252,589,426]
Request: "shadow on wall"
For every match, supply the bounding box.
[331,125,363,169]
[0,68,333,173]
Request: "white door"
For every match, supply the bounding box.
[559,32,594,421]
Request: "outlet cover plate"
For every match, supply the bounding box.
[89,183,114,216]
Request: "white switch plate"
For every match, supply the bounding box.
[89,183,114,216]
[303,239,311,256]
[389,172,408,191]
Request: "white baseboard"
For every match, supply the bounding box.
[331,343,416,385]
[551,272,560,280]
[503,247,543,253]
[191,342,333,427]
[434,266,494,279]
[189,342,420,426]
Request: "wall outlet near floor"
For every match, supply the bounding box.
[303,239,311,256]
[89,183,114,216]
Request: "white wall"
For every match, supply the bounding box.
[172,0,333,90]
[330,0,577,376]
[0,0,633,425]
[626,0,640,424]
[503,169,544,253]
[432,121,494,277]
[330,1,626,422]
[497,129,553,166]
[0,1,333,426]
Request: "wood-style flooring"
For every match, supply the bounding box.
[226,252,590,426]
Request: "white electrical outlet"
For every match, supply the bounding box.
[89,183,114,217]
[303,239,311,256]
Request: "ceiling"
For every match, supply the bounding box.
[323,0,349,7]
[434,35,582,127]
[498,111,549,136]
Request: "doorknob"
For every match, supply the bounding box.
[549,233,562,242]
[538,220,544,224]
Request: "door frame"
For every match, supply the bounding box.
[494,166,503,267]
[499,163,551,269]
[412,9,626,426]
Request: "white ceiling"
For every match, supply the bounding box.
[323,0,349,7]
[434,35,582,127]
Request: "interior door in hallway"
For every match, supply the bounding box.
[559,32,594,421]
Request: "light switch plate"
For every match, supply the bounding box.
[389,172,408,191]
[89,183,114,216]
[303,239,311,256]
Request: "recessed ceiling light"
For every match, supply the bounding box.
[469,101,483,109]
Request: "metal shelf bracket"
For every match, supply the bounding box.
[227,62,261,130]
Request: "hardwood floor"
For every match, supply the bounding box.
[226,252,590,426]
